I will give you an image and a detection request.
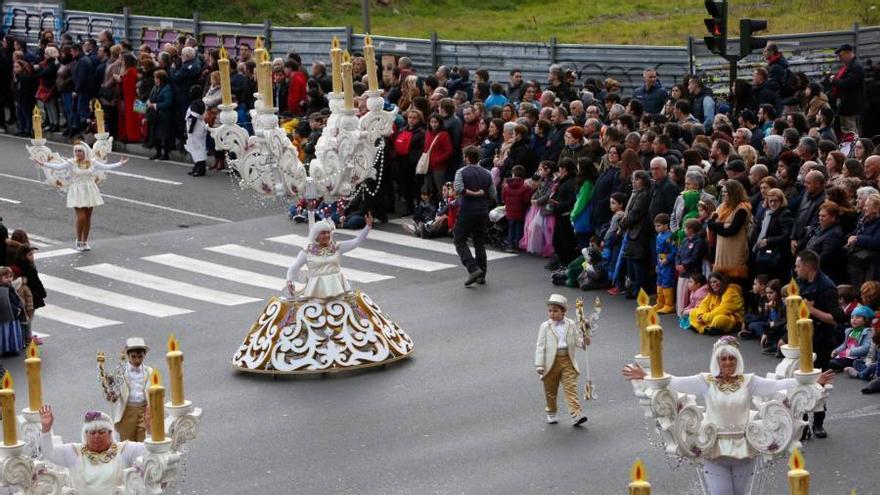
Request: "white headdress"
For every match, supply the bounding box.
[307,218,336,245]
[82,410,115,443]
[709,336,744,377]
[72,142,93,162]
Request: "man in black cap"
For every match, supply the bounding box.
[831,44,865,135]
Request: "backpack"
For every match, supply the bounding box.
[394,129,413,156]
[781,68,798,98]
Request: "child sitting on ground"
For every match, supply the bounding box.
[846,328,880,381]
[405,187,437,236]
[740,275,769,340]
[675,218,707,316]
[759,279,788,354]
[418,183,459,239]
[652,213,676,314]
[830,305,874,371]
[679,273,709,330]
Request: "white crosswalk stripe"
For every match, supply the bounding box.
[143,253,289,291]
[267,234,456,272]
[204,244,393,283]
[335,228,516,261]
[77,263,261,306]
[40,274,192,317]
[35,225,514,330]
[38,304,122,329]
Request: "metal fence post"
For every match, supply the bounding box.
[853,22,860,56]
[263,18,272,51]
[430,32,439,70]
[57,0,66,35]
[192,11,200,42]
[687,35,695,75]
[550,36,558,64]
[346,25,353,52]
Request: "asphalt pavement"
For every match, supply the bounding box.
[0,134,876,494]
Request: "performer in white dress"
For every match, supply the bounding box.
[38,405,147,495]
[622,336,834,495]
[33,143,127,251]
[286,213,373,299]
[233,212,415,374]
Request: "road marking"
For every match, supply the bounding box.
[143,253,289,291]
[204,244,393,284]
[41,274,192,317]
[105,170,183,185]
[35,248,79,259]
[335,228,516,261]
[77,263,261,305]
[27,233,60,245]
[388,217,409,226]
[30,240,52,248]
[38,304,122,329]
[0,197,20,204]
[0,172,231,223]
[828,404,880,422]
[0,134,193,167]
[267,234,456,272]
[100,193,232,223]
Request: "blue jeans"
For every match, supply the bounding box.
[15,102,33,134]
[73,94,91,134]
[507,219,524,249]
[853,360,878,380]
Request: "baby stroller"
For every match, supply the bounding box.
[487,205,509,249]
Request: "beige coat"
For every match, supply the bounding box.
[534,317,583,378]
[109,365,153,424]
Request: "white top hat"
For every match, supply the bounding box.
[546,294,568,309]
[124,337,149,353]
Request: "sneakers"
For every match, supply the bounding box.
[607,287,622,296]
[571,414,588,427]
[844,367,858,378]
[546,413,558,424]
[402,223,417,236]
[74,241,85,252]
[82,242,91,251]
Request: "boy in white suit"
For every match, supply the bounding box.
[535,294,589,426]
[105,337,153,441]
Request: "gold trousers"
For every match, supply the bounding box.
[116,403,146,441]
[542,353,581,417]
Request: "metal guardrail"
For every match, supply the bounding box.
[1,1,874,96]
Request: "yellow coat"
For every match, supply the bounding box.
[689,284,744,333]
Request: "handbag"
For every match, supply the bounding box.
[416,134,438,175]
[133,99,148,114]
[755,247,780,265]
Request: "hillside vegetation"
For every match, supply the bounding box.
[69,0,876,46]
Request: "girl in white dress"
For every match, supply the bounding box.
[39,405,147,495]
[286,213,374,299]
[34,143,127,251]
[622,336,834,495]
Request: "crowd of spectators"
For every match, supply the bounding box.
[3,29,880,399]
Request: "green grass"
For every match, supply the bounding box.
[70,0,878,45]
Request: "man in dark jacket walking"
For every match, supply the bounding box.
[764,43,792,97]
[453,146,496,286]
[831,44,865,135]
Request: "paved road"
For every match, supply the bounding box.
[0,135,875,493]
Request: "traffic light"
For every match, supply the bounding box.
[704,0,728,56]
[740,18,769,55]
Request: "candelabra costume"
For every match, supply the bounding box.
[232,219,414,374]
[40,410,147,495]
[624,336,833,495]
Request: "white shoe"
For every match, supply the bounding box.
[74,241,84,251]
[546,413,558,424]
[571,414,588,427]
[82,242,91,251]
[844,367,858,378]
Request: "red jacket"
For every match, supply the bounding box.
[501,177,532,221]
[424,130,453,171]
[287,71,308,116]
[461,121,480,148]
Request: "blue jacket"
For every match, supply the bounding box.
[853,216,880,250]
[633,81,668,115]
[655,231,677,287]
[72,54,95,96]
[832,327,872,359]
[676,233,706,275]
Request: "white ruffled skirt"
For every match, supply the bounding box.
[66,179,104,208]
